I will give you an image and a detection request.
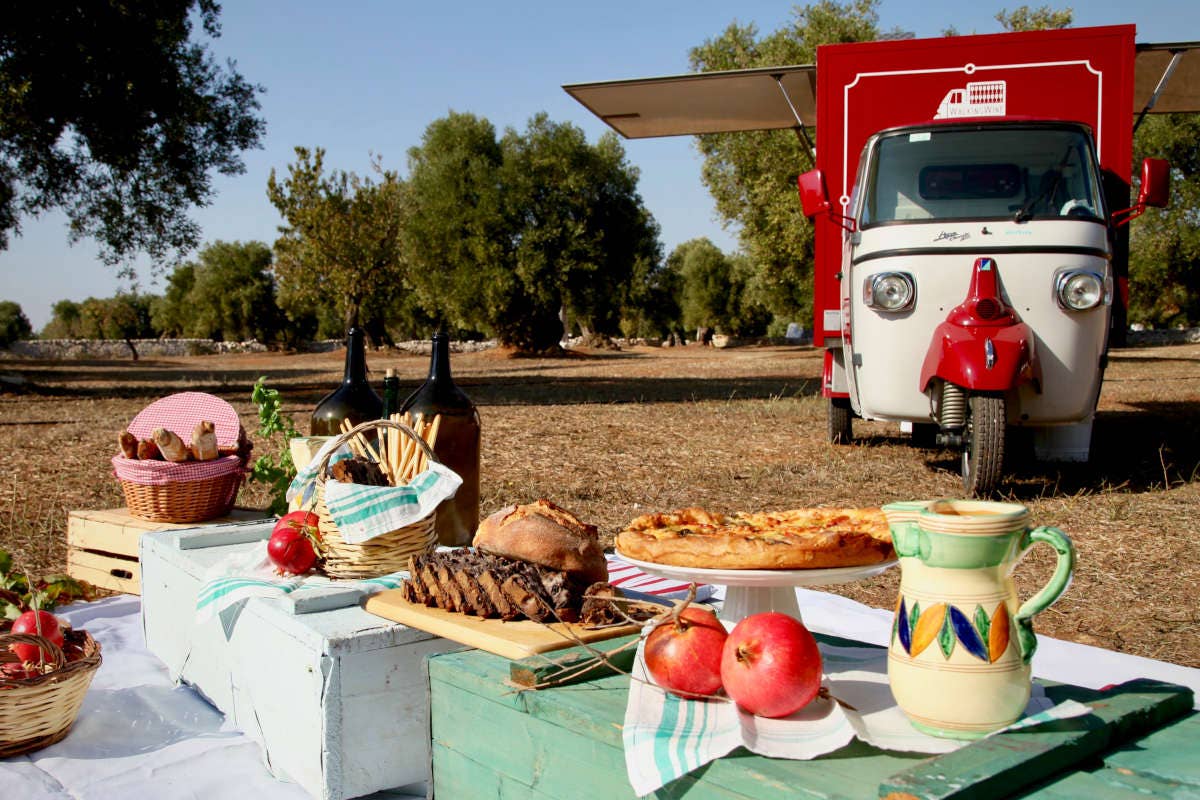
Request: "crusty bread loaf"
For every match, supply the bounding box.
[473,499,607,586]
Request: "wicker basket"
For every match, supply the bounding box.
[118,467,244,523]
[0,626,102,758]
[312,419,440,579]
[114,391,248,523]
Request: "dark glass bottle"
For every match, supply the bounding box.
[381,368,401,419]
[310,327,383,436]
[401,332,481,546]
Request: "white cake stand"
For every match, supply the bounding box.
[617,553,898,624]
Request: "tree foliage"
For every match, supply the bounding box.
[670,238,771,336]
[268,148,408,337]
[404,112,660,352]
[0,1,265,270]
[0,301,32,347]
[1130,113,1200,327]
[689,1,884,326]
[152,241,279,341]
[42,294,155,358]
[995,5,1073,32]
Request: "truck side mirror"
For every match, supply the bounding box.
[797,169,856,232]
[1112,158,1171,227]
[1137,158,1170,209]
[797,169,832,218]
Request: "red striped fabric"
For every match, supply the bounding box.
[605,555,711,598]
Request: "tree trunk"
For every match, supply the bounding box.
[343,298,361,334]
[124,338,139,361]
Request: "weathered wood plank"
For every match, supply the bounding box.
[509,635,639,688]
[879,679,1195,800]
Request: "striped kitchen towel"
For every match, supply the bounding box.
[194,545,408,624]
[623,636,854,796]
[624,638,1095,795]
[285,436,461,545]
[606,555,715,602]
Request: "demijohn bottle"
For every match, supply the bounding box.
[310,327,383,436]
[401,332,480,546]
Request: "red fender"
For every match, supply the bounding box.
[919,322,1040,393]
[918,257,1042,394]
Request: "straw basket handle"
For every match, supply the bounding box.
[312,418,441,489]
[0,633,67,672]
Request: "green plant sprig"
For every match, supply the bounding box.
[0,550,91,619]
[249,376,302,516]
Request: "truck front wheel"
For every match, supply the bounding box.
[829,398,853,445]
[962,394,1005,496]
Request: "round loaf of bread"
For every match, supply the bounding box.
[473,499,608,585]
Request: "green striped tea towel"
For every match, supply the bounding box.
[624,637,1092,795]
[286,436,461,545]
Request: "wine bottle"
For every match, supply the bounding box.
[310,327,383,436]
[381,368,401,419]
[401,332,481,546]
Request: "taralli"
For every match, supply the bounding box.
[616,507,894,570]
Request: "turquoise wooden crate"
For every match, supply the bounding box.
[426,635,1199,799]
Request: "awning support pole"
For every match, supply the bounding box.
[772,73,817,170]
[1134,50,1185,134]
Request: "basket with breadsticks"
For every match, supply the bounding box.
[292,413,462,579]
[110,392,252,523]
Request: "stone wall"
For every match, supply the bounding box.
[3,338,269,359]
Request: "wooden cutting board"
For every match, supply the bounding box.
[364,589,645,660]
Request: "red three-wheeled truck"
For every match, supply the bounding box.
[566,25,1199,494]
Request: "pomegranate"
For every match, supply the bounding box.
[9,609,65,666]
[644,606,728,698]
[720,612,823,718]
[267,510,321,575]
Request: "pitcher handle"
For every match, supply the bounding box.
[1013,526,1076,664]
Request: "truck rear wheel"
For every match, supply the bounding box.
[829,398,853,444]
[962,395,1005,496]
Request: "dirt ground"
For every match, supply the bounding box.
[1,341,1197,667]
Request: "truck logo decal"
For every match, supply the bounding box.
[934,80,1007,118]
[935,231,971,243]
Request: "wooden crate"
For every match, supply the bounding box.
[67,507,268,594]
[141,524,456,800]
[427,637,1198,799]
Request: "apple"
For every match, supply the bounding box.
[267,510,322,575]
[10,609,65,665]
[644,606,728,698]
[720,612,823,718]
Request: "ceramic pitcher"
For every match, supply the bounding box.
[882,499,1075,739]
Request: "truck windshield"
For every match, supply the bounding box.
[860,127,1104,226]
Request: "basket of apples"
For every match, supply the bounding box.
[0,608,102,757]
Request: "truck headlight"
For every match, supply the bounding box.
[1055,270,1106,311]
[864,272,915,311]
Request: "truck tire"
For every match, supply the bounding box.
[829,398,853,445]
[962,395,1005,496]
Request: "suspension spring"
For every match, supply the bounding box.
[939,383,967,428]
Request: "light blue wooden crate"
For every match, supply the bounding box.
[141,523,454,800]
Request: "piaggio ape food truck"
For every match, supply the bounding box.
[565,25,1200,494]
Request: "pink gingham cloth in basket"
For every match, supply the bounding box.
[125,391,242,447]
[112,454,243,485]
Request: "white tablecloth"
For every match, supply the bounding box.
[2,592,1197,800]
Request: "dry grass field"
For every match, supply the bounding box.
[1,341,1197,667]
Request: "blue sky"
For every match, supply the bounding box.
[2,1,1195,330]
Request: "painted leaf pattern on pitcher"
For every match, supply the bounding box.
[894,598,1012,662]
